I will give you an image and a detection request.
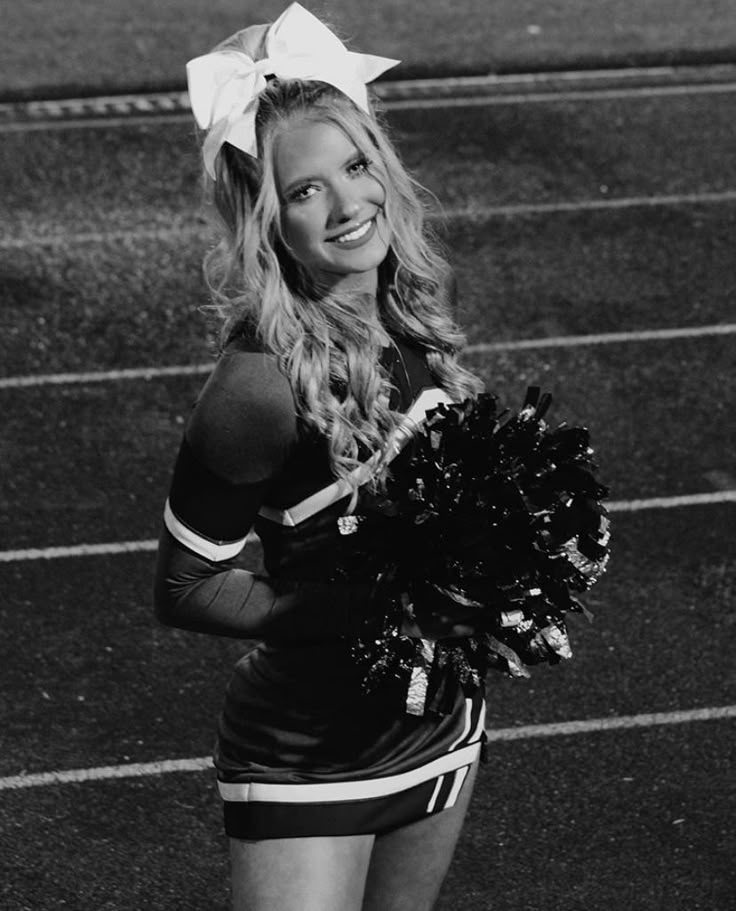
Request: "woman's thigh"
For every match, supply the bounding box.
[362,758,480,911]
[229,832,375,911]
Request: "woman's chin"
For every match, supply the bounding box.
[315,266,381,296]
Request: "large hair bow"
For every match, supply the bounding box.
[186,2,399,177]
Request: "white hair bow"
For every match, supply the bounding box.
[186,2,399,177]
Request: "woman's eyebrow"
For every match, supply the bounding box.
[282,170,317,190]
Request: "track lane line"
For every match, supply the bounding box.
[6,80,736,133]
[384,66,736,92]
[0,364,214,389]
[609,492,736,511]
[1,493,733,563]
[485,705,736,741]
[1,705,733,792]
[0,540,161,561]
[384,81,736,109]
[450,190,736,217]
[1,323,734,391]
[3,68,736,135]
[0,225,207,250]
[4,189,736,250]
[463,323,736,353]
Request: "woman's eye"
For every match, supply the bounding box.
[348,156,370,176]
[290,184,317,202]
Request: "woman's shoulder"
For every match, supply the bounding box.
[185,336,298,485]
[219,334,293,401]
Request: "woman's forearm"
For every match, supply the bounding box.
[154,529,379,641]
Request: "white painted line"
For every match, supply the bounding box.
[606,491,736,512]
[3,68,736,134]
[0,114,193,134]
[430,65,736,87]
[0,224,207,250]
[0,493,733,563]
[1,705,733,792]
[0,364,213,389]
[0,758,212,791]
[0,533,259,563]
[4,189,736,252]
[383,66,736,92]
[0,540,159,562]
[3,67,733,120]
[384,80,736,109]
[463,323,736,353]
[484,705,736,742]
[1,322,733,391]
[447,190,736,217]
[8,80,736,135]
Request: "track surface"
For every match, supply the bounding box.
[4,0,736,97]
[1,76,735,910]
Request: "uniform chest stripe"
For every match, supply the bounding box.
[258,388,453,527]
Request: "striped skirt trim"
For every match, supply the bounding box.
[219,697,485,839]
[222,744,479,839]
[219,740,479,805]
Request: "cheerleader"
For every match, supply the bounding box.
[155,5,486,908]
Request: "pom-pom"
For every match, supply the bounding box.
[334,387,611,697]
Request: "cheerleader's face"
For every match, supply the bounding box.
[273,118,391,291]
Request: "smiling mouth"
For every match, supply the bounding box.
[331,219,374,244]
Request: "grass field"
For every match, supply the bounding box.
[3,0,736,97]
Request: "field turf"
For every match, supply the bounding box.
[1,64,735,911]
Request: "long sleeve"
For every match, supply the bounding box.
[153,344,381,641]
[154,528,379,640]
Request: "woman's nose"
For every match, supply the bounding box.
[331,185,361,223]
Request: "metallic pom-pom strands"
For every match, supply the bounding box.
[334,387,611,711]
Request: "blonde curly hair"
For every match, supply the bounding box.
[199,69,481,488]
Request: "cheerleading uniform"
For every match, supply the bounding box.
[155,333,486,839]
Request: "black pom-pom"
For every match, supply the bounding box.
[334,389,611,689]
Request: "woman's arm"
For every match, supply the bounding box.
[154,527,379,641]
[153,347,380,641]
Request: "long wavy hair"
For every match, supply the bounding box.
[200,60,481,488]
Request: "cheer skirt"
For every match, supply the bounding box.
[219,737,481,839]
[215,642,486,840]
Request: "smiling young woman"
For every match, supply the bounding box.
[154,5,484,910]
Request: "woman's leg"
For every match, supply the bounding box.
[362,758,480,911]
[229,833,375,911]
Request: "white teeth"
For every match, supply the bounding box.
[334,220,372,243]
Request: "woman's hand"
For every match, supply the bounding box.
[399,584,480,640]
